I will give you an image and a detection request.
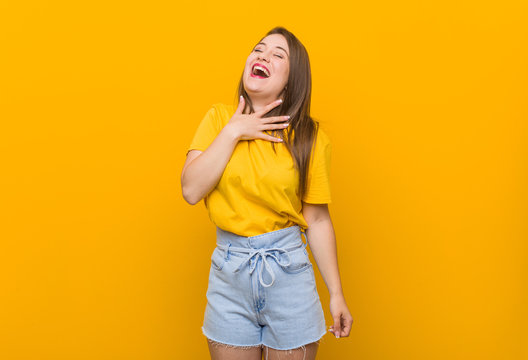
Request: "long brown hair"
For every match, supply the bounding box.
[236,26,319,202]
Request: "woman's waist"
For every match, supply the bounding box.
[215,224,305,250]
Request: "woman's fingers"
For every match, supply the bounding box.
[332,314,342,338]
[235,95,245,115]
[342,314,353,337]
[260,133,283,143]
[256,98,283,116]
[341,320,352,337]
[262,115,290,123]
[262,122,290,131]
[230,97,288,143]
[329,314,353,338]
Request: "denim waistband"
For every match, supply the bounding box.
[215,225,307,288]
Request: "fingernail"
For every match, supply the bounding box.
[286,115,290,119]
[283,123,289,127]
[240,95,243,101]
[278,99,283,103]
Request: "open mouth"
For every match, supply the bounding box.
[251,63,270,79]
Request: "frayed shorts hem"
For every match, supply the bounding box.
[202,327,263,348]
[262,330,327,351]
[202,326,328,351]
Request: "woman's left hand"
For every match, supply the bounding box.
[328,294,353,338]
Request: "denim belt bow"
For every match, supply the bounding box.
[215,243,305,288]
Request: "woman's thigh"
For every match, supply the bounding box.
[206,338,263,360]
[263,341,319,360]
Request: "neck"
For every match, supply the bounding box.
[246,94,281,113]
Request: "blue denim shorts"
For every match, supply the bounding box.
[201,225,327,350]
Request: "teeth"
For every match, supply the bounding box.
[253,65,270,77]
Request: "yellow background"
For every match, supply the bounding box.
[1,0,527,359]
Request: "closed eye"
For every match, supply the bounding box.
[254,49,284,59]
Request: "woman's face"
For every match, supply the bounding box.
[243,34,290,101]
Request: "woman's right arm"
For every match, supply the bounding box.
[181,97,290,205]
[181,125,239,205]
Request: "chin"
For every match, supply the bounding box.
[244,83,278,97]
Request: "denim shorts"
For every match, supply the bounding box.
[201,225,327,350]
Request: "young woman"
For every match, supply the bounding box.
[181,26,353,360]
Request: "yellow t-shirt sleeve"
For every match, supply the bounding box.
[186,105,223,155]
[302,128,332,204]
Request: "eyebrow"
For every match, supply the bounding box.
[256,42,289,57]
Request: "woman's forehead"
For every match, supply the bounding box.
[256,34,289,53]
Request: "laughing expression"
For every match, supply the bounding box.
[243,34,290,100]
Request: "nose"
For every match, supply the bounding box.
[257,51,270,62]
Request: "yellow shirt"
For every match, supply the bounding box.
[186,103,332,237]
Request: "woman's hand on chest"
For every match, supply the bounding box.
[226,97,290,143]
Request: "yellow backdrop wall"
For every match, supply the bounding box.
[1,0,526,359]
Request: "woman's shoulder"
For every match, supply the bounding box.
[207,103,236,126]
[209,102,235,115]
[314,122,331,147]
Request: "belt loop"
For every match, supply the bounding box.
[225,243,231,260]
